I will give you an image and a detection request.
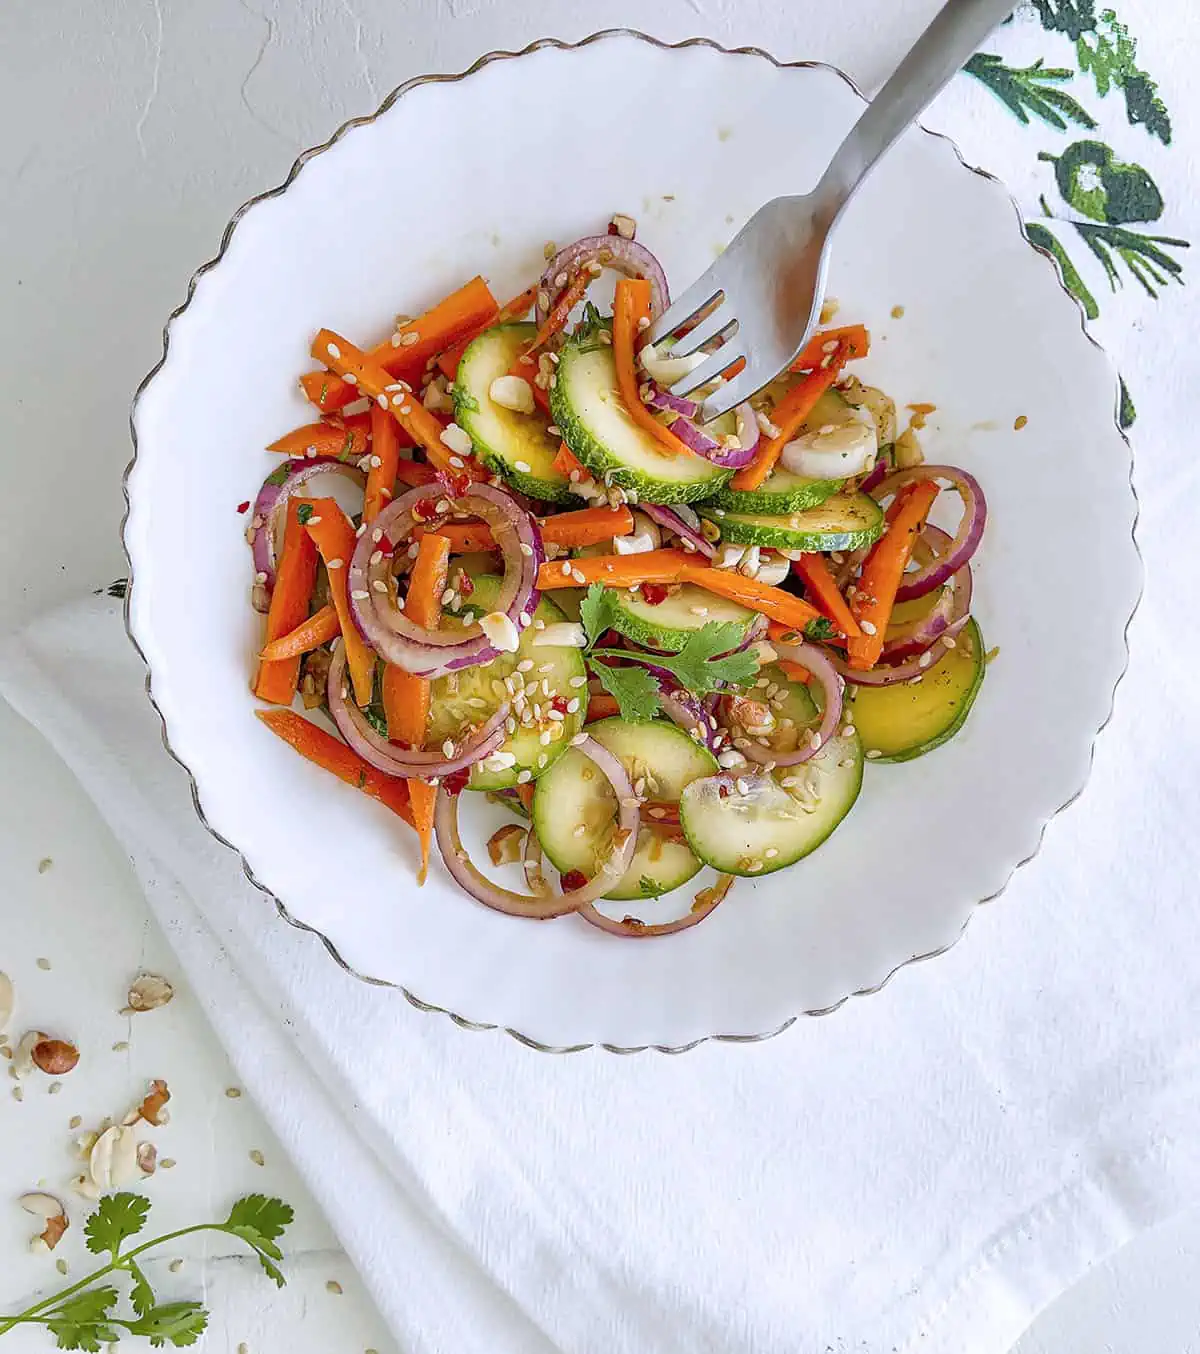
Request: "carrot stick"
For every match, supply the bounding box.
[267,420,368,462]
[296,497,375,707]
[680,563,820,634]
[775,659,813,684]
[258,603,339,661]
[415,505,634,554]
[365,405,402,522]
[730,340,854,492]
[553,442,586,479]
[586,693,621,722]
[791,553,862,639]
[394,458,442,488]
[308,278,499,411]
[311,328,487,486]
[847,480,939,670]
[789,324,871,370]
[537,548,692,590]
[254,500,319,705]
[383,533,450,884]
[298,370,359,414]
[254,709,414,827]
[613,279,692,458]
[436,284,537,379]
[529,270,592,353]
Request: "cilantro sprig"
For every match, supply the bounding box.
[580,583,759,723]
[0,1193,294,1349]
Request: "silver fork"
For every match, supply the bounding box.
[647,0,1016,422]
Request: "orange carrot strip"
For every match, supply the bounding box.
[791,553,862,639]
[255,709,414,827]
[586,693,621,722]
[436,285,537,379]
[846,480,940,670]
[613,279,692,458]
[415,505,633,554]
[267,421,367,461]
[258,603,339,661]
[789,324,871,370]
[365,405,402,522]
[680,563,821,634]
[515,782,536,814]
[528,270,592,353]
[505,357,553,416]
[298,370,359,414]
[297,497,375,707]
[537,548,692,590]
[553,442,586,479]
[730,341,854,492]
[776,658,813,684]
[254,500,318,705]
[309,278,500,410]
[383,533,450,883]
[394,458,442,488]
[310,328,487,485]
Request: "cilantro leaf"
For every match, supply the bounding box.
[295,502,314,526]
[264,464,290,488]
[127,1260,156,1319]
[590,661,661,723]
[85,1194,151,1258]
[804,617,836,642]
[658,621,759,695]
[126,1302,209,1348]
[579,583,618,651]
[45,1287,121,1351]
[637,876,659,897]
[574,302,610,346]
[362,703,389,738]
[224,1195,294,1244]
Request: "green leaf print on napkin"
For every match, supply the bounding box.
[1037,140,1162,223]
[1031,0,1097,41]
[1075,9,1171,144]
[964,54,1097,130]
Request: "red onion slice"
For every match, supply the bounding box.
[642,390,760,469]
[881,527,973,661]
[640,503,716,559]
[434,735,640,918]
[577,875,730,938]
[830,551,973,687]
[327,642,508,777]
[734,641,844,768]
[250,458,366,606]
[866,465,986,601]
[537,235,670,329]
[347,482,543,679]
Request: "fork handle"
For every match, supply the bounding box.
[816,0,1015,209]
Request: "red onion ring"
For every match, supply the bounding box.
[830,554,973,688]
[734,641,844,768]
[640,503,716,559]
[643,390,760,469]
[327,642,508,777]
[858,459,891,495]
[576,878,729,938]
[881,527,973,661]
[434,735,641,918]
[536,235,670,329]
[866,465,986,601]
[250,458,366,606]
[347,482,543,678]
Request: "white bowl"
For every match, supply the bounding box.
[125,32,1139,1051]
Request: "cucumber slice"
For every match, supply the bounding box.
[608,582,757,651]
[701,491,884,552]
[550,338,733,504]
[533,717,717,899]
[705,389,857,514]
[425,575,586,789]
[679,665,863,876]
[847,618,986,762]
[453,324,574,503]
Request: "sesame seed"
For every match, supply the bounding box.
[442,739,455,757]
[351,589,369,600]
[539,731,551,745]
[859,619,877,636]
[566,697,580,713]
[514,460,531,473]
[689,605,709,617]
[918,652,933,668]
[573,824,588,838]
[517,769,532,784]
[326,557,344,569]
[570,568,586,584]
[572,732,588,745]
[747,860,764,873]
[519,542,533,557]
[943,636,958,649]
[326,341,342,359]
[519,613,531,628]
[342,371,358,385]
[561,560,572,576]
[372,580,389,593]
[377,393,389,409]
[841,724,856,738]
[254,570,268,584]
[569,675,587,688]
[808,729,822,749]
[765,847,779,859]
[399,330,420,346]
[866,749,883,759]
[370,550,384,566]
[735,777,750,795]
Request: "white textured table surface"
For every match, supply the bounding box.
[1,2,1197,1351]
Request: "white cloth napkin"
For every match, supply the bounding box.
[5,7,1200,1351]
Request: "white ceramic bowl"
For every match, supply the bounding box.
[125,32,1139,1051]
